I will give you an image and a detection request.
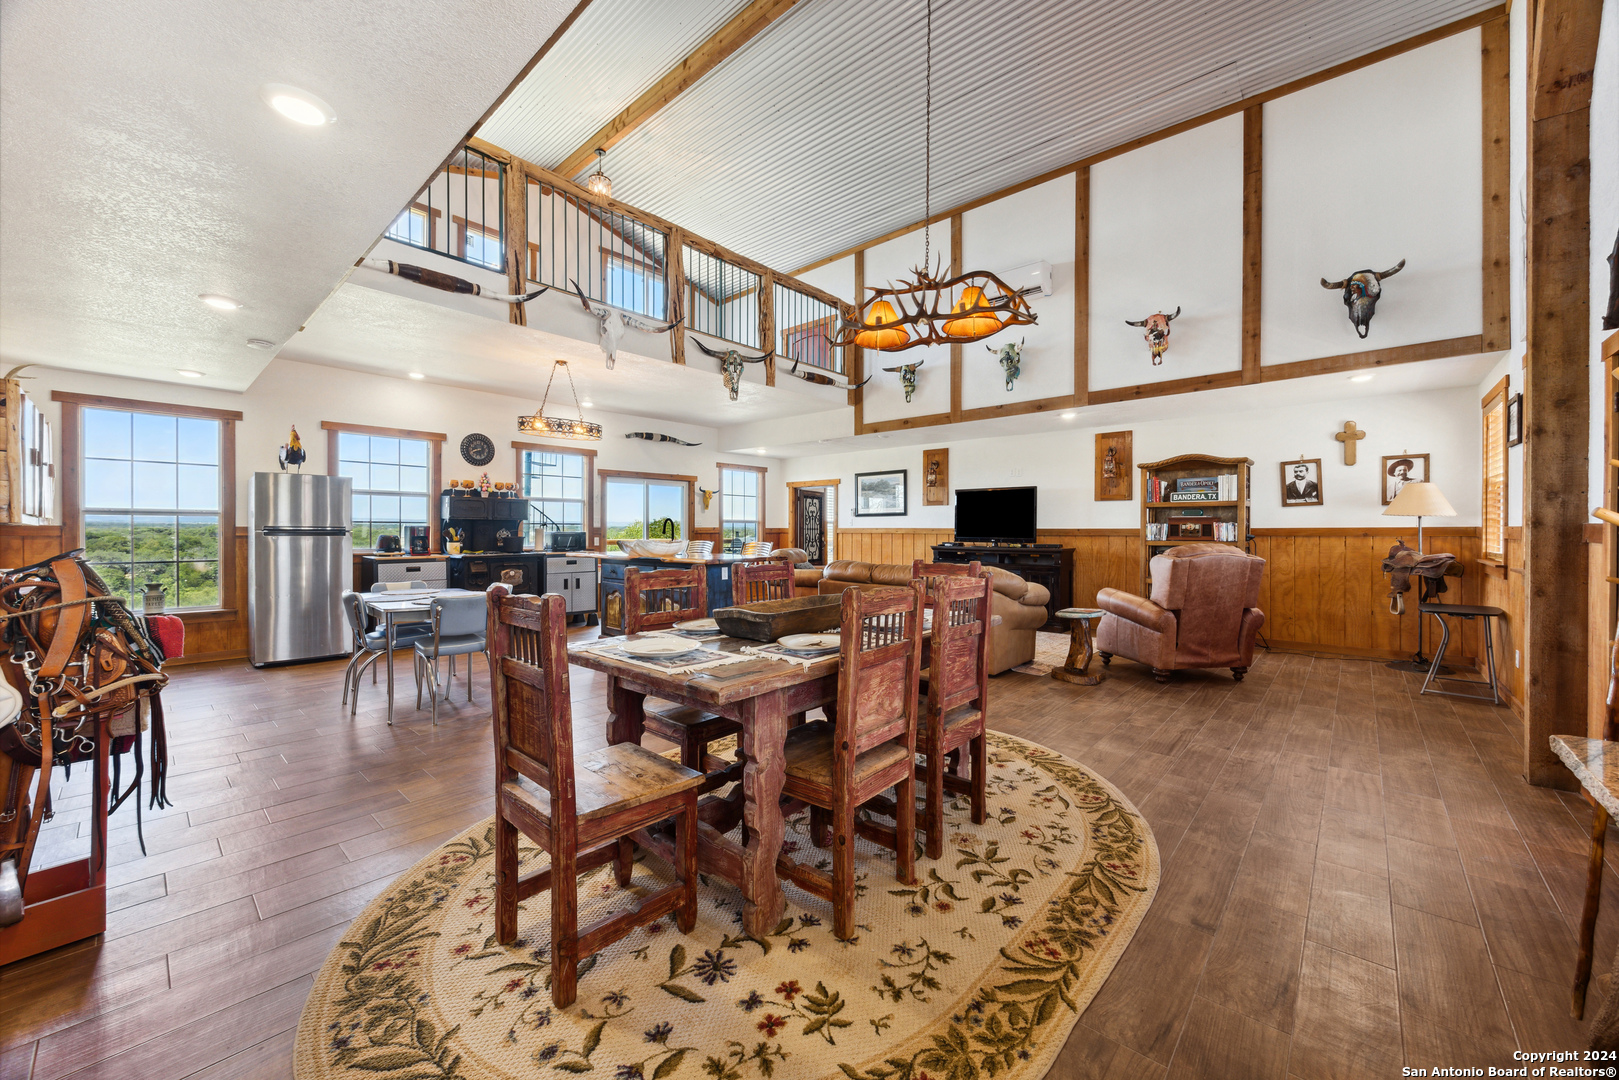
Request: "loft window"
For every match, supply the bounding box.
[603,251,666,320]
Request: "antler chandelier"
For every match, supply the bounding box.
[833,0,1038,354]
[519,359,602,441]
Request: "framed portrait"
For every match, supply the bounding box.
[853,469,908,517]
[1381,453,1429,505]
[1506,393,1523,447]
[1279,458,1323,507]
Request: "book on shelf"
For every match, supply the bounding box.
[1145,472,1242,503]
[1177,476,1220,493]
[1168,491,1220,503]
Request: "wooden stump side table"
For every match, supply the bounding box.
[1052,608,1105,686]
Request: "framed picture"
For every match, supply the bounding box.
[854,469,908,517]
[1094,431,1133,501]
[1279,458,1323,506]
[1381,453,1429,505]
[923,448,950,506]
[1506,393,1523,447]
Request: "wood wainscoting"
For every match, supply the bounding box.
[835,525,1520,701]
[0,524,250,666]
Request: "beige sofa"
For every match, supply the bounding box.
[806,560,1050,674]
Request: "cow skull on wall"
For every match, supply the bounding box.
[691,338,771,401]
[1124,307,1180,365]
[1320,259,1405,338]
[699,487,716,510]
[989,338,1024,391]
[882,360,925,403]
[569,279,682,368]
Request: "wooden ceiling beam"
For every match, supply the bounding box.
[552,0,803,179]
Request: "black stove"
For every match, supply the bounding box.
[445,553,541,593]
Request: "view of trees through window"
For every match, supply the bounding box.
[82,407,221,609]
[336,432,430,548]
[605,477,685,540]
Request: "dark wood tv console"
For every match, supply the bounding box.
[930,543,1073,631]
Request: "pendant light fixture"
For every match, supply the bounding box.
[834,0,1037,353]
[585,148,613,199]
[519,360,603,441]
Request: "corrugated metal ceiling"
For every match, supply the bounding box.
[481,0,1498,273]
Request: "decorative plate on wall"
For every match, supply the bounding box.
[460,432,495,466]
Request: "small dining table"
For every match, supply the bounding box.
[357,588,480,723]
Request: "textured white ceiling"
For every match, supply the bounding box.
[0,0,575,391]
[497,0,1497,272]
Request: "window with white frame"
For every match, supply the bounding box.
[721,466,764,551]
[82,407,222,609]
[605,476,686,541]
[336,432,431,548]
[521,448,588,545]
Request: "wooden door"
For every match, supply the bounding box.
[795,489,826,565]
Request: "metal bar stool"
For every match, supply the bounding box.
[1417,602,1505,704]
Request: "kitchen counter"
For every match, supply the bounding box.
[594,551,780,636]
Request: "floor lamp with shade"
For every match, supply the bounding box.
[1382,482,1458,672]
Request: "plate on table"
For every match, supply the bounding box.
[673,618,721,634]
[777,633,840,654]
[618,636,704,658]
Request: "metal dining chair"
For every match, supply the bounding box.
[682,540,713,559]
[413,593,490,724]
[341,591,430,714]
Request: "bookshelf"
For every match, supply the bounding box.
[1138,454,1253,593]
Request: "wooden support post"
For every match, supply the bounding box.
[950,213,963,422]
[852,251,866,433]
[1481,15,1512,351]
[1241,106,1262,384]
[1522,0,1601,788]
[503,159,528,327]
[668,227,687,365]
[759,270,776,387]
[1073,166,1090,407]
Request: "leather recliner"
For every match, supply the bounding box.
[1095,543,1265,682]
[814,560,1050,674]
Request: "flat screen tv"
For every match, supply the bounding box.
[954,486,1038,545]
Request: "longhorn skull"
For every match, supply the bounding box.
[356,258,549,305]
[989,338,1025,391]
[692,338,771,401]
[1124,307,1180,365]
[1320,260,1404,338]
[882,360,925,403]
[569,279,683,368]
[698,488,716,510]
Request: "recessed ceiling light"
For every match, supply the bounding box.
[261,83,335,126]
[581,400,594,408]
[199,294,240,310]
[1349,373,1375,383]
[1060,412,1076,420]
[246,338,276,349]
[176,369,204,378]
[407,372,425,380]
[756,448,768,454]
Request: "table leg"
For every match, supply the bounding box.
[1574,799,1610,1019]
[1053,619,1102,686]
[385,612,396,725]
[739,690,787,937]
[605,677,646,747]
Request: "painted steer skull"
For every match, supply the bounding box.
[989,338,1024,391]
[691,339,771,401]
[1124,307,1180,365]
[882,360,925,403]
[1321,259,1405,338]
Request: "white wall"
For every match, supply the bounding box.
[1089,116,1243,391]
[1262,29,1484,365]
[785,382,1482,531]
[23,359,789,535]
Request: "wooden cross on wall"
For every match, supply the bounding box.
[1335,421,1366,465]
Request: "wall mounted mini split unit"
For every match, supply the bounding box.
[1002,260,1053,298]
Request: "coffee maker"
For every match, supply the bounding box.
[407,526,430,555]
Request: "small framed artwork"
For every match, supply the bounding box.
[1506,393,1523,447]
[854,469,908,517]
[1095,431,1133,501]
[923,448,950,505]
[1280,458,1323,507]
[1382,453,1429,505]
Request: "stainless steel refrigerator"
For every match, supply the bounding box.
[249,472,352,666]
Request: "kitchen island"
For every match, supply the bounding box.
[591,551,782,636]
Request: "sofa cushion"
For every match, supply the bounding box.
[870,563,915,587]
[823,560,874,583]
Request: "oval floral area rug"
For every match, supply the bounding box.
[294,731,1158,1080]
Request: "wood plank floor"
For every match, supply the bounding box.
[0,635,1608,1079]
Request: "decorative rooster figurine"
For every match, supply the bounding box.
[278,425,306,472]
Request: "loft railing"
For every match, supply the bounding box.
[386,146,504,271]
[382,137,854,388]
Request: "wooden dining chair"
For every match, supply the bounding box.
[780,583,923,939]
[487,585,702,1008]
[915,572,993,859]
[911,558,983,586]
[731,559,796,604]
[625,566,743,793]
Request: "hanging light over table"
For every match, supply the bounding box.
[585,148,612,200]
[519,360,602,441]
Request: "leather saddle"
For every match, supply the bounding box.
[1381,541,1462,615]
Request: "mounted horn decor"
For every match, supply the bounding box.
[1124,307,1180,365]
[691,338,771,401]
[881,360,925,403]
[356,258,548,305]
[1320,259,1405,338]
[989,338,1024,391]
[569,279,682,368]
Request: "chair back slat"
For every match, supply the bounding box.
[732,560,796,604]
[912,559,983,590]
[625,565,707,633]
[925,573,992,712]
[488,585,572,800]
[837,584,923,756]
